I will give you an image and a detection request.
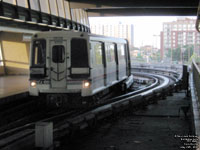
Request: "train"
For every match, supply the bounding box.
[29,31,133,107]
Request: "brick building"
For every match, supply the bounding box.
[160,18,200,60]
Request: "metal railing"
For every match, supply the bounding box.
[192,59,200,102]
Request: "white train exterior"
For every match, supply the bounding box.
[29,31,133,106]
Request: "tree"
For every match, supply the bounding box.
[170,47,181,62]
[165,45,194,63]
[183,45,194,62]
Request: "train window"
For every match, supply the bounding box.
[32,40,46,67]
[94,42,103,65]
[118,44,126,62]
[52,45,65,63]
[106,44,115,63]
[71,38,88,67]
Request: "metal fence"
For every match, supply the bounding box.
[192,59,200,102]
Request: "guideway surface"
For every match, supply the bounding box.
[0,75,28,99]
[66,90,191,150]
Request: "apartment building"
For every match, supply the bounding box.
[160,18,200,59]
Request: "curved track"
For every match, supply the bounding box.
[0,67,183,149]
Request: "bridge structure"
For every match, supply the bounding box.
[0,1,200,147]
[0,0,199,76]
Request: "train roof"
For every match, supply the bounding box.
[33,31,127,44]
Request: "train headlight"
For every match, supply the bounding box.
[83,81,90,88]
[30,81,37,88]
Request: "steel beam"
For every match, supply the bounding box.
[87,8,197,17]
[69,0,198,8]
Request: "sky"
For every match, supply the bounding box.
[89,16,196,49]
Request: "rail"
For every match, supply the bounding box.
[0,70,181,149]
[192,59,200,102]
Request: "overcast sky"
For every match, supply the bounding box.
[89,16,196,49]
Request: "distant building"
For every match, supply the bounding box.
[160,18,200,60]
[140,45,154,56]
[90,22,134,48]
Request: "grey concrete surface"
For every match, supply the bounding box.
[65,91,192,150]
[0,75,28,98]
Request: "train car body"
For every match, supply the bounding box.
[29,31,133,107]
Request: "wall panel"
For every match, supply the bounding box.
[29,0,40,11]
[0,66,5,75]
[0,32,30,75]
[71,9,77,22]
[39,0,50,14]
[64,1,71,20]
[49,0,58,16]
[75,9,81,23]
[16,0,28,8]
[56,0,65,18]
[3,0,16,5]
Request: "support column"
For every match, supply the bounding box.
[0,32,6,75]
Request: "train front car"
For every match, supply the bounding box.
[29,31,133,108]
[29,31,91,107]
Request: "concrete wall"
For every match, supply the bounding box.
[0,32,30,75]
[0,66,5,75]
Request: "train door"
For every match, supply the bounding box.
[91,41,105,89]
[124,42,131,76]
[118,44,127,80]
[50,40,67,88]
[114,44,119,80]
[105,43,117,85]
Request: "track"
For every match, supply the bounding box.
[0,67,183,150]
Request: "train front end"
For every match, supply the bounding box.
[29,31,91,107]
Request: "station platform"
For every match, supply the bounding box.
[0,75,29,104]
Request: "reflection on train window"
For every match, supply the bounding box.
[52,45,65,63]
[118,44,126,62]
[106,44,115,63]
[32,40,46,66]
[71,38,88,67]
[94,42,103,65]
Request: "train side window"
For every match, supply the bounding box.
[52,45,65,63]
[32,39,46,67]
[94,42,103,65]
[71,38,89,67]
[118,44,126,62]
[106,44,115,63]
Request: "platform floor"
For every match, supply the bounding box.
[66,91,192,150]
[0,75,28,99]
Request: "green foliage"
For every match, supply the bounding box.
[190,53,200,63]
[165,45,194,63]
[150,51,161,62]
[136,53,145,61]
[183,45,194,62]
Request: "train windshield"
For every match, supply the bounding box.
[71,38,89,67]
[31,39,46,67]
